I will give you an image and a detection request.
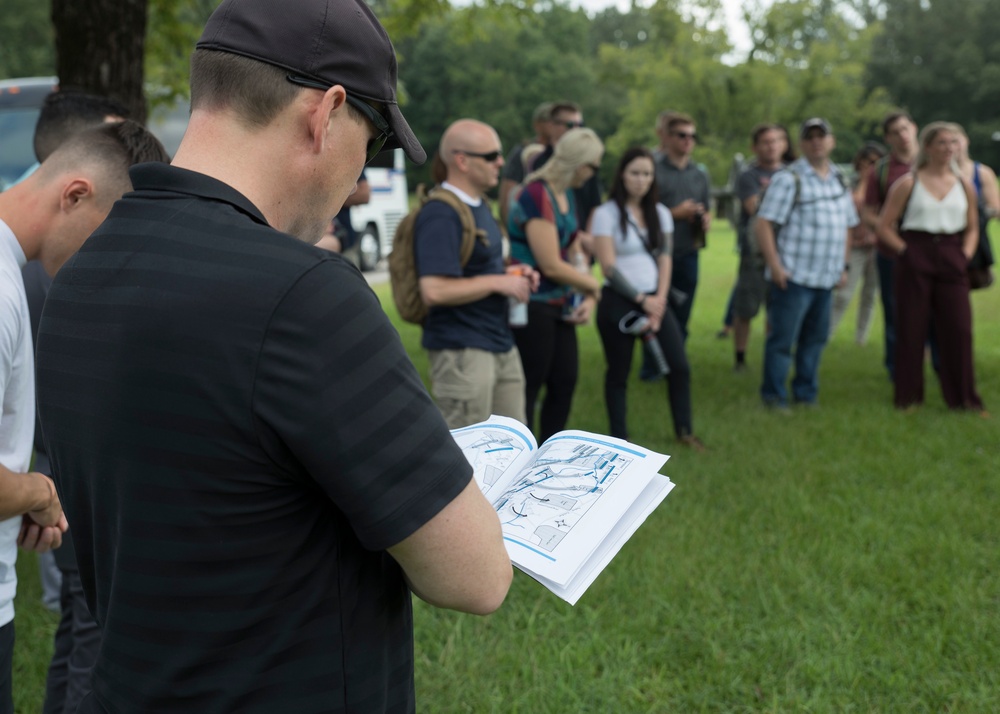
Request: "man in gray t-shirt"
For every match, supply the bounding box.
[652,111,711,341]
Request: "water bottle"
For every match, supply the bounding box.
[508,265,528,327]
[562,252,588,321]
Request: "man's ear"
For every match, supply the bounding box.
[309,85,348,154]
[59,178,96,213]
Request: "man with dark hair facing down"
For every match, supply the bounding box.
[21,89,135,714]
[36,1,512,712]
[0,119,167,714]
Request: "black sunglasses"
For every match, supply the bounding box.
[453,149,503,163]
[286,74,392,164]
[671,131,698,141]
[555,120,585,129]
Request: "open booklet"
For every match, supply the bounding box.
[450,416,674,606]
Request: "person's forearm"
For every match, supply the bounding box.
[419,275,508,307]
[875,224,907,255]
[755,220,781,274]
[536,257,597,292]
[963,227,978,258]
[656,255,672,299]
[0,465,54,521]
[388,479,512,615]
[861,205,880,231]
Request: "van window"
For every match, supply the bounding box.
[0,108,41,190]
[351,148,409,271]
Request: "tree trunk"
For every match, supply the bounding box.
[51,0,148,123]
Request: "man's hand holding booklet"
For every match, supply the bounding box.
[451,416,674,605]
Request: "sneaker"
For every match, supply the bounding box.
[677,434,708,452]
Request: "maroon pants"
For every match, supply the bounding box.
[894,230,983,409]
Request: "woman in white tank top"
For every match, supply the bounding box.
[876,122,985,413]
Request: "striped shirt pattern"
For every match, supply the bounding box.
[36,163,471,714]
[758,158,860,289]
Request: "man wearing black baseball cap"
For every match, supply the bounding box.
[36,1,512,712]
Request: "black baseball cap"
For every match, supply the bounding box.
[196,0,426,164]
[800,117,832,138]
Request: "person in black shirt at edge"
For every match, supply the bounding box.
[35,1,512,713]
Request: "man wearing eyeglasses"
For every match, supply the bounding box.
[34,1,512,712]
[415,119,538,430]
[653,111,712,341]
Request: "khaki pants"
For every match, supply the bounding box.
[427,347,526,429]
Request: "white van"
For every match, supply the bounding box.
[352,147,408,271]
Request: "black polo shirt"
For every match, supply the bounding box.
[36,163,472,713]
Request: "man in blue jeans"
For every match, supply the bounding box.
[755,118,859,408]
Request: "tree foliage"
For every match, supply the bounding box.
[0,0,54,78]
[866,0,1000,167]
[6,0,1000,175]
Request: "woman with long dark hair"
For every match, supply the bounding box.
[591,147,705,449]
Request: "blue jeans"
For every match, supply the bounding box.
[670,251,699,340]
[876,252,896,379]
[761,281,832,406]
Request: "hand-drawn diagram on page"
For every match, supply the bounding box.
[493,439,633,552]
[452,426,531,493]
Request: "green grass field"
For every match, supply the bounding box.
[13,222,999,713]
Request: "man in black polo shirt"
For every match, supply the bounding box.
[35,1,512,712]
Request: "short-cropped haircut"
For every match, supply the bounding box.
[34,90,131,163]
[665,112,695,133]
[42,120,169,200]
[190,49,300,128]
[751,123,782,145]
[881,111,915,136]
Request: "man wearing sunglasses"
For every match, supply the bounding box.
[34,1,512,712]
[653,111,712,342]
[530,101,604,232]
[415,119,538,430]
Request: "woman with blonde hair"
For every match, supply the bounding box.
[877,122,985,412]
[507,127,603,439]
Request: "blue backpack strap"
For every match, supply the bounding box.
[974,161,983,197]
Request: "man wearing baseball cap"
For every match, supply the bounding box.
[754,117,858,410]
[35,1,512,712]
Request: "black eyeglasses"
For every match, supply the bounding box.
[586,163,601,172]
[671,131,698,141]
[555,120,585,129]
[453,149,503,163]
[286,74,392,164]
